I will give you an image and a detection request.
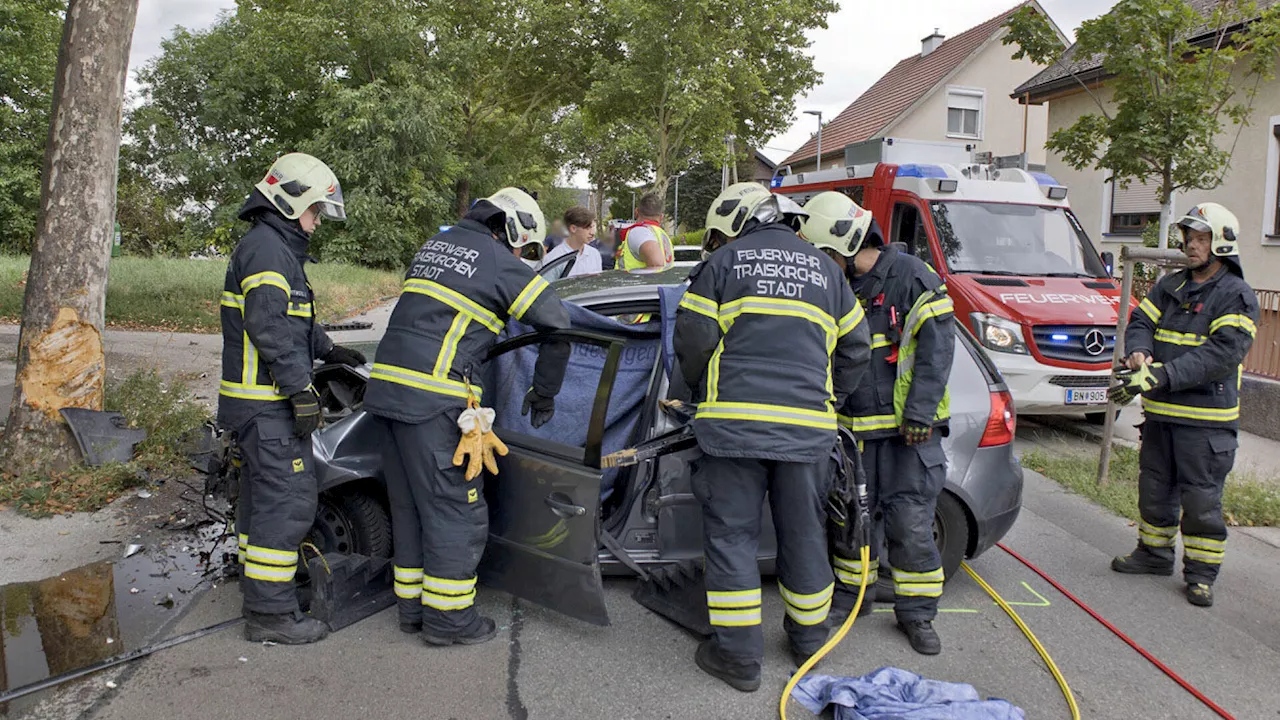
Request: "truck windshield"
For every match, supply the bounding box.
[931,202,1107,278]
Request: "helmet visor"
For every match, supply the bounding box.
[1177,216,1211,235]
[319,181,346,221]
[519,241,545,263]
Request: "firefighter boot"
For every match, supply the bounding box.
[244,611,330,645]
[1110,546,1174,576]
[422,616,498,647]
[695,639,762,693]
[790,640,828,670]
[1186,583,1214,608]
[897,619,942,655]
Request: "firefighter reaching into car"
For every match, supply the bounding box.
[362,187,571,646]
[219,152,366,645]
[673,182,870,691]
[1108,202,1259,608]
[799,191,955,656]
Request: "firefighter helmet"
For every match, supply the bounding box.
[1177,202,1241,275]
[702,182,796,259]
[798,192,873,257]
[485,187,546,250]
[255,153,346,221]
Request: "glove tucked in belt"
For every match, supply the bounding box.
[1108,362,1167,405]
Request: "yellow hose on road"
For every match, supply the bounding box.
[962,561,1080,720]
[779,545,870,720]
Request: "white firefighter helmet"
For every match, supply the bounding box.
[798,192,873,257]
[255,153,346,221]
[485,187,547,250]
[701,182,788,259]
[1177,202,1241,275]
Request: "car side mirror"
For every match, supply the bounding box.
[1101,251,1115,277]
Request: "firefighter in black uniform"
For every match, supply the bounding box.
[674,183,870,691]
[220,153,367,644]
[1109,202,1258,608]
[363,187,571,646]
[799,191,955,656]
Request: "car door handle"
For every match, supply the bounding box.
[545,492,586,518]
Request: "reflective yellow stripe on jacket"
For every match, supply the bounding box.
[1154,329,1205,347]
[1209,314,1257,337]
[219,288,287,402]
[1141,397,1239,423]
[370,363,482,401]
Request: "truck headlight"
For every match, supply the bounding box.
[971,313,1029,355]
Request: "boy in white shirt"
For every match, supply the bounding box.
[540,206,603,277]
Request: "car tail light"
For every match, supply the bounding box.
[979,389,1016,447]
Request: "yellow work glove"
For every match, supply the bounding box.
[453,407,507,481]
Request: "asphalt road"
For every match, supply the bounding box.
[18,430,1280,720]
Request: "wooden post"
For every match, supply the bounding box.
[1096,246,1189,485]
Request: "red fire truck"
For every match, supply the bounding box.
[775,138,1135,419]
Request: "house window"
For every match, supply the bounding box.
[946,86,985,140]
[1265,116,1280,245]
[1109,177,1162,235]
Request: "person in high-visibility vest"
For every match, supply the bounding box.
[618,192,674,271]
[1109,202,1259,608]
[799,191,955,657]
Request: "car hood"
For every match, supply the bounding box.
[950,275,1132,326]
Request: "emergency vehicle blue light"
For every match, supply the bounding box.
[896,164,948,179]
[1031,172,1060,186]
[1050,333,1070,342]
[770,176,783,188]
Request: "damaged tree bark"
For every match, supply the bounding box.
[0,0,139,475]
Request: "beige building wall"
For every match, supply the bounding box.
[885,32,1050,166]
[1043,59,1280,287]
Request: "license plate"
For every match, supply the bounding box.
[1065,388,1107,405]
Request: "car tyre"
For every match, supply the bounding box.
[307,488,392,558]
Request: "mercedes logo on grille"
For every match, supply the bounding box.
[1082,329,1107,356]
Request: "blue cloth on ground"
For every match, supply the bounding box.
[487,301,660,501]
[794,667,1025,720]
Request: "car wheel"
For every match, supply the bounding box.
[307,489,392,558]
[934,492,969,581]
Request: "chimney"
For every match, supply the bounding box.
[921,28,945,57]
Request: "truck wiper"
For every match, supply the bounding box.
[1041,272,1097,278]
[954,269,1022,276]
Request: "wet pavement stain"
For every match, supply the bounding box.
[0,523,229,715]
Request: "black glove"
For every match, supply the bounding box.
[1107,362,1167,406]
[521,389,555,429]
[900,421,933,446]
[290,386,323,436]
[322,344,367,368]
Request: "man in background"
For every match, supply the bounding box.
[619,192,673,271]
[540,206,603,278]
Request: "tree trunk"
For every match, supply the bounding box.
[454,177,472,221]
[0,0,139,475]
[1157,168,1176,251]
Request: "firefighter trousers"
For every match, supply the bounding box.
[832,435,947,622]
[234,408,319,615]
[378,411,489,634]
[1136,421,1236,585]
[693,454,835,667]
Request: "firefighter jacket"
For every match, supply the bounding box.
[1126,266,1259,429]
[840,246,954,440]
[363,218,571,424]
[218,191,334,430]
[673,222,871,463]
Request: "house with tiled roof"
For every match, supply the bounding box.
[782,1,1066,174]
[1015,0,1280,282]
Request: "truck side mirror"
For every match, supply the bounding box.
[1101,251,1115,277]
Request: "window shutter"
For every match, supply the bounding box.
[1111,178,1163,214]
[947,92,983,112]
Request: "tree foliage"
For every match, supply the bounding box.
[1004,0,1280,241]
[580,0,835,196]
[0,0,65,253]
